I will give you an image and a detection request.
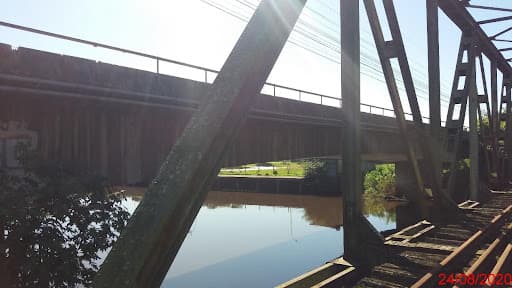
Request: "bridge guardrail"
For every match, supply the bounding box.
[1,21,453,127]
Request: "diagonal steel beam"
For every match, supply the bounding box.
[476,53,493,178]
[364,0,457,212]
[494,39,512,44]
[478,15,512,25]
[465,4,512,13]
[439,0,512,76]
[93,0,307,287]
[363,0,426,211]
[382,0,456,208]
[476,54,492,136]
[444,34,476,198]
[490,26,512,40]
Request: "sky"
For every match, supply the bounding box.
[1,0,512,123]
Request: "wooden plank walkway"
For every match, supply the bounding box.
[277,191,512,287]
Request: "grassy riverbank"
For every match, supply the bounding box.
[219,161,306,177]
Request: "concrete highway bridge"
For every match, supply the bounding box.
[0,43,429,184]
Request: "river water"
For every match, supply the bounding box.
[115,188,398,287]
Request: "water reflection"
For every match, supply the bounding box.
[205,191,344,229]
[119,188,398,287]
[363,193,399,225]
[1,167,401,288]
[125,188,397,229]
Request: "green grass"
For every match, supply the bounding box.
[219,161,306,177]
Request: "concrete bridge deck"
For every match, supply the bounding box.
[0,43,431,184]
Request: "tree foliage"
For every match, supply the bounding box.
[303,158,327,180]
[0,145,129,287]
[363,164,396,197]
[479,114,505,132]
[363,193,396,223]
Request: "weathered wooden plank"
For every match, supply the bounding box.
[385,240,457,252]
[489,243,512,276]
[464,223,512,275]
[411,205,512,287]
[310,266,356,288]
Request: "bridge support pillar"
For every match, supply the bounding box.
[396,161,418,199]
[396,161,430,217]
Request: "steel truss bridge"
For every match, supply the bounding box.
[4,0,512,287]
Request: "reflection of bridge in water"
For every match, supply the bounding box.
[123,187,398,231]
[205,191,346,230]
[205,191,401,230]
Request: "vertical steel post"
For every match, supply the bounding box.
[363,0,425,204]
[383,0,455,210]
[341,0,384,266]
[505,80,512,181]
[93,0,307,287]
[498,79,512,183]
[341,0,362,262]
[427,0,441,176]
[469,41,479,200]
[491,62,499,177]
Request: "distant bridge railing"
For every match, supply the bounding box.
[1,21,446,125]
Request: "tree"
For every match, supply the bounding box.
[363,164,396,197]
[0,145,129,287]
[478,114,505,133]
[303,158,327,180]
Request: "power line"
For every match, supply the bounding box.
[201,0,453,108]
